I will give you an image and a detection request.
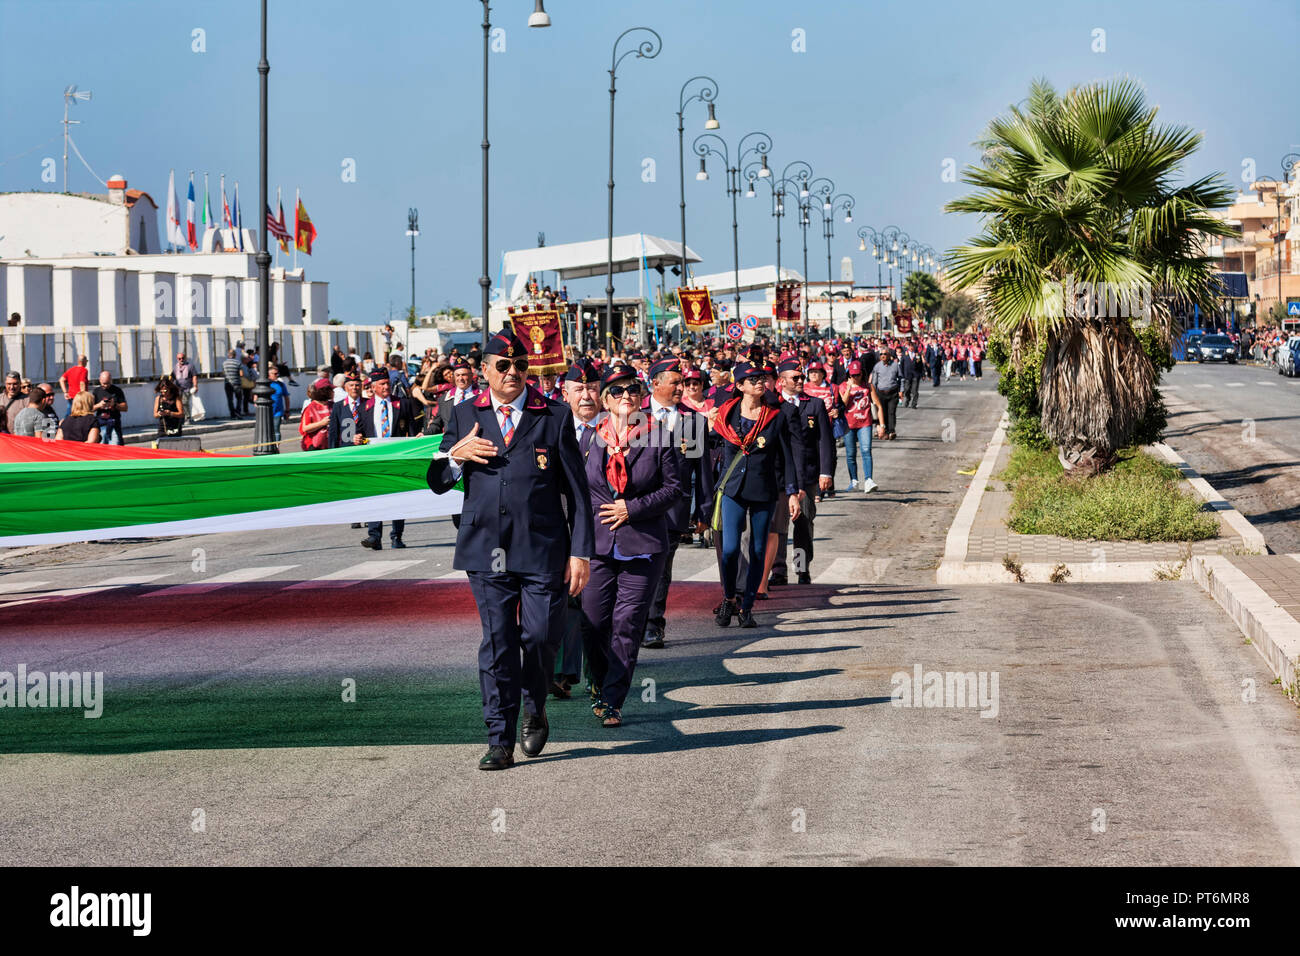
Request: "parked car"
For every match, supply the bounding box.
[1195,334,1236,363]
[1278,335,1300,377]
[1182,329,1204,361]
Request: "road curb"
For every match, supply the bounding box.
[936,418,1267,586]
[1191,555,1300,697]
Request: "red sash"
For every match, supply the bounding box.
[712,397,777,453]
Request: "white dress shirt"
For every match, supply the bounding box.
[369,396,394,438]
[648,397,678,434]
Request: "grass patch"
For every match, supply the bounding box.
[998,445,1219,542]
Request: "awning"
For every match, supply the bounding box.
[689,264,804,295]
[1214,272,1250,298]
[502,234,700,301]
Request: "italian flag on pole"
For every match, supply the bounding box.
[0,435,461,547]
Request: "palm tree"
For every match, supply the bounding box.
[944,78,1234,473]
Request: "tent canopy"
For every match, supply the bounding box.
[502,233,700,301]
[690,264,803,296]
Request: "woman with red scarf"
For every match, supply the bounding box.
[578,365,682,728]
[711,362,800,628]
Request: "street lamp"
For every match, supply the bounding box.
[605,26,662,353]
[406,208,419,324]
[253,0,274,454]
[802,178,835,330]
[677,76,719,293]
[694,130,773,324]
[807,192,854,330]
[480,1,551,355]
[858,226,888,334]
[745,160,812,296]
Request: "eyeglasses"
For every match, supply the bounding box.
[494,358,530,374]
[606,382,643,398]
[788,374,805,382]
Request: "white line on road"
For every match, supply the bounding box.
[145,566,298,597]
[1225,382,1245,388]
[1259,382,1277,387]
[285,560,425,589]
[0,574,173,608]
[436,569,469,581]
[686,565,720,583]
[1195,384,1215,389]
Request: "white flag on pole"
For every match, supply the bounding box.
[166,169,185,248]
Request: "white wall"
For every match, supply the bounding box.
[6,264,53,327]
[0,194,126,257]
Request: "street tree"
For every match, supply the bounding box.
[903,272,943,318]
[944,78,1233,474]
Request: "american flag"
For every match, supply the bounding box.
[266,202,291,242]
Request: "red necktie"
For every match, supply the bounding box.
[500,405,514,446]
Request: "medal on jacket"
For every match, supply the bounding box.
[756,436,766,448]
[807,416,815,429]
[536,448,549,470]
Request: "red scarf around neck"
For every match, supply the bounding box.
[596,414,651,495]
[712,396,777,453]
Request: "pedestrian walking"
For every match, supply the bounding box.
[839,362,877,492]
[870,349,903,440]
[298,378,333,451]
[222,350,245,419]
[425,330,593,771]
[579,365,681,728]
[91,371,127,445]
[359,368,416,550]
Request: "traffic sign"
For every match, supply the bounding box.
[743,314,759,329]
[1288,301,1300,317]
[726,322,744,340]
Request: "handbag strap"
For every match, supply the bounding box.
[709,449,748,532]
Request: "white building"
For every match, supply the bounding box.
[0,178,328,329]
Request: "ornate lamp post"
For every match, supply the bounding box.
[745,159,812,289]
[605,26,662,353]
[694,130,772,323]
[253,0,274,454]
[676,76,719,290]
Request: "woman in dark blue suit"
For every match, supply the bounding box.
[711,361,800,628]
[580,365,682,727]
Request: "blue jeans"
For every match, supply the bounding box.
[98,418,122,445]
[718,495,775,611]
[843,425,873,482]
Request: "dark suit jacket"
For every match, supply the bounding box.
[327,397,364,448]
[641,400,715,531]
[900,353,922,381]
[780,392,835,489]
[715,400,798,502]
[427,386,593,573]
[579,424,681,557]
[358,396,417,439]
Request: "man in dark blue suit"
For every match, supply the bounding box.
[327,370,365,449]
[640,357,714,649]
[359,369,419,549]
[769,358,835,585]
[426,330,592,771]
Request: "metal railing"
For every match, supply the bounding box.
[0,325,388,384]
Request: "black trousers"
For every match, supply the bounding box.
[646,536,680,631]
[468,570,567,748]
[903,376,920,408]
[773,485,817,577]
[878,389,900,435]
[366,519,405,541]
[224,382,241,416]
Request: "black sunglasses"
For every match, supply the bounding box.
[607,382,643,398]
[494,358,530,374]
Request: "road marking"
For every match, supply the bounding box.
[0,573,173,608]
[1195,384,1215,389]
[0,579,50,595]
[285,560,425,589]
[436,569,469,581]
[1225,382,1245,388]
[686,565,720,583]
[1259,382,1277,387]
[145,565,298,597]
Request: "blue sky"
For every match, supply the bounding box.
[1,0,1295,323]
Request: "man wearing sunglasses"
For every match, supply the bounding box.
[426,329,593,772]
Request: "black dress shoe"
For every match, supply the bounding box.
[715,598,736,627]
[351,523,363,529]
[797,571,812,584]
[641,624,664,649]
[361,537,382,550]
[390,538,407,549]
[737,608,757,628]
[478,745,514,771]
[520,710,549,757]
[767,573,787,587]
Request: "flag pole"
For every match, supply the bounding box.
[274,186,280,269]
[293,187,299,273]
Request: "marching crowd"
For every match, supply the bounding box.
[394,324,988,769]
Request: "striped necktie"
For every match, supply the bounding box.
[380,399,390,437]
[500,405,514,446]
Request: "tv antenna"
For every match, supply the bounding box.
[62,84,92,194]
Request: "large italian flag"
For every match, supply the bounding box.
[0,435,461,547]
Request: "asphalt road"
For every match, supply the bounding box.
[1,371,1298,866]
[1160,361,1300,554]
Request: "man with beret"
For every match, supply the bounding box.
[550,358,604,699]
[766,358,834,586]
[427,329,592,770]
[327,370,365,449]
[360,368,418,549]
[641,357,714,649]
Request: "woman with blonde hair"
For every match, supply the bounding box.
[55,390,100,443]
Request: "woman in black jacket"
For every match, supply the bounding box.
[710,362,800,628]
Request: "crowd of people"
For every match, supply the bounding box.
[404,324,990,769]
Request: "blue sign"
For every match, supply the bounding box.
[743,314,759,329]
[1288,301,1300,317]
[726,322,744,339]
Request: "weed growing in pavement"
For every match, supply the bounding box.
[1002,555,1026,582]
[1049,563,1071,583]
[999,445,1218,542]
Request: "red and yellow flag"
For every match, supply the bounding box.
[295,197,317,254]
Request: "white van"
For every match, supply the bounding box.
[1279,335,1300,377]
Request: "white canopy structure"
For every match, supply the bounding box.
[502,233,700,302]
[689,264,803,296]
